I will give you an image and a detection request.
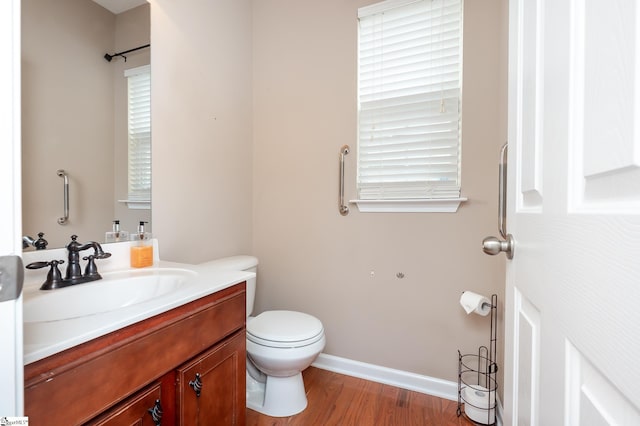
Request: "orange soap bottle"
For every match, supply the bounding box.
[131,221,153,268]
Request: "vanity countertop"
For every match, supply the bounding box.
[21,240,252,365]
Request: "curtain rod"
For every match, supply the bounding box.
[104,44,150,62]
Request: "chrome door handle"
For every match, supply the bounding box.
[482,234,514,259]
[498,143,508,239]
[483,143,515,259]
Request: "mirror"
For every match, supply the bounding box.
[21,0,151,250]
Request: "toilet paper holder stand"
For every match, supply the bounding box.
[457,293,498,425]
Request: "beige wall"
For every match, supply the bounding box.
[151,0,254,263]
[251,0,507,383]
[22,0,116,248]
[151,0,507,386]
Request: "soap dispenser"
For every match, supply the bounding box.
[130,221,153,268]
[105,220,129,243]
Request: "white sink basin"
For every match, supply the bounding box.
[24,268,197,323]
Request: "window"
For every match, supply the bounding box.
[125,65,151,209]
[355,0,465,212]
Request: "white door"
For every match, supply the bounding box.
[503,0,640,425]
[0,0,24,416]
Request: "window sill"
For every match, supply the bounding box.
[118,199,151,210]
[349,198,467,213]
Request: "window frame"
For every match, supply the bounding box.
[352,0,467,213]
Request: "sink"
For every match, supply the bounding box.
[24,268,197,323]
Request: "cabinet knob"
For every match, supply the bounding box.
[147,399,163,425]
[189,373,202,397]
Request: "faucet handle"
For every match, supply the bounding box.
[46,260,65,288]
[34,232,48,250]
[26,260,64,270]
[25,261,48,270]
[83,255,99,277]
[26,260,65,290]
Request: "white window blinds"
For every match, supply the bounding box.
[357,0,463,200]
[125,65,151,205]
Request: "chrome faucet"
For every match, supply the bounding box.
[26,235,112,290]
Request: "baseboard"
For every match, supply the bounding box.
[311,353,504,426]
[312,353,458,401]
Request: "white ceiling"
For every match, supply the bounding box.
[92,0,148,14]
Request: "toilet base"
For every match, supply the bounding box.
[246,371,308,417]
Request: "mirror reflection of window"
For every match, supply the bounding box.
[125,65,151,209]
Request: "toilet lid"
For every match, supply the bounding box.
[247,310,324,348]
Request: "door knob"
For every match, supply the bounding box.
[482,234,514,259]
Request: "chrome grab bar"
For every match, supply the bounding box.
[57,169,69,225]
[482,142,514,259]
[498,143,508,239]
[339,145,350,216]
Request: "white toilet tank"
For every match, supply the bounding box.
[200,255,258,317]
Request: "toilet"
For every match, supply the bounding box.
[201,256,326,417]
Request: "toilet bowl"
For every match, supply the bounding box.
[200,256,326,417]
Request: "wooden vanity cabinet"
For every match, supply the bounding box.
[24,283,246,426]
[177,331,245,425]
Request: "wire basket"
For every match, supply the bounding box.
[458,349,497,425]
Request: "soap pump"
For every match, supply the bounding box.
[130,221,153,268]
[132,221,151,241]
[105,220,129,243]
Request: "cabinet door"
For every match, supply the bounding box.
[177,331,245,425]
[86,383,164,426]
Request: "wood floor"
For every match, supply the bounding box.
[245,367,478,426]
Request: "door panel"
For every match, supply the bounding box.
[519,0,544,209]
[566,342,640,425]
[568,0,640,210]
[514,289,540,426]
[505,0,640,424]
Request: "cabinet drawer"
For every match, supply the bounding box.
[86,383,162,426]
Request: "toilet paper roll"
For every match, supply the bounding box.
[463,386,496,424]
[459,291,492,316]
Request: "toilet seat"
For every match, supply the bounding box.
[247,310,324,348]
